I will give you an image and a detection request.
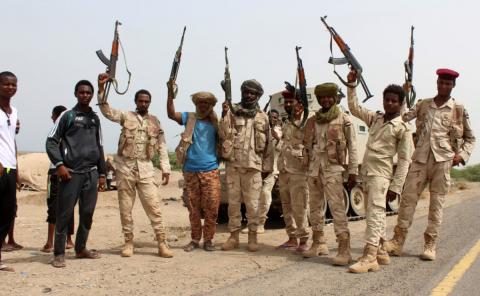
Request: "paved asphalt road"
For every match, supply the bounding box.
[204,195,480,296]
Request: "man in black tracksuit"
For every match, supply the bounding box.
[46,80,106,268]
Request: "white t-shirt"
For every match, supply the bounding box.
[0,106,18,169]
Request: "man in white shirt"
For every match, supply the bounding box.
[0,71,19,272]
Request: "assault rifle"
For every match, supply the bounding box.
[221,47,233,110]
[294,46,309,127]
[320,16,373,102]
[96,20,132,101]
[404,26,416,109]
[167,26,186,99]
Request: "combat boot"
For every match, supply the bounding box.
[221,230,240,251]
[377,239,390,265]
[121,233,134,257]
[332,232,352,266]
[384,225,408,256]
[157,235,173,258]
[420,233,436,261]
[247,231,259,252]
[348,243,380,273]
[303,231,329,258]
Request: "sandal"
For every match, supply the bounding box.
[75,249,100,259]
[1,244,14,252]
[52,255,66,268]
[11,242,23,251]
[0,263,15,272]
[66,242,74,249]
[276,239,298,250]
[183,241,200,252]
[203,241,216,252]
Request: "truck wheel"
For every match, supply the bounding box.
[349,185,366,217]
[342,188,350,215]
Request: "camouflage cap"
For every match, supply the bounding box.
[191,91,217,105]
[314,82,339,98]
[241,79,264,97]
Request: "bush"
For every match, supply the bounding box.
[451,163,480,182]
[152,152,182,171]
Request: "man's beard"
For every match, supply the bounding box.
[241,99,258,110]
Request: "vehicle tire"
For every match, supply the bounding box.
[349,185,366,217]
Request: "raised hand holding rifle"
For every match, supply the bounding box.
[321,16,373,103]
[96,20,131,102]
[221,46,233,117]
[294,46,309,127]
[404,26,416,109]
[167,26,186,100]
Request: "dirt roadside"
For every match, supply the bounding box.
[1,179,478,296]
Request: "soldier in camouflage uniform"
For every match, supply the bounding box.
[385,69,476,261]
[276,87,312,252]
[97,73,173,258]
[242,109,282,234]
[303,83,358,265]
[167,91,221,252]
[219,80,269,252]
[345,70,413,273]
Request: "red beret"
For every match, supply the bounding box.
[436,68,459,80]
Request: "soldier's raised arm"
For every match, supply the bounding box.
[401,100,420,123]
[346,70,376,127]
[389,125,413,194]
[166,88,183,125]
[97,73,125,123]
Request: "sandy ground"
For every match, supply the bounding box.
[1,170,478,296]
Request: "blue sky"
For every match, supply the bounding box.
[2,0,479,164]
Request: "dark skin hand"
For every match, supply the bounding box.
[56,165,72,182]
[98,177,106,191]
[222,101,230,117]
[347,174,357,191]
[386,190,397,202]
[162,173,169,185]
[452,154,464,167]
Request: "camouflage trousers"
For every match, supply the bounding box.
[397,152,451,239]
[279,172,309,239]
[184,169,221,242]
[116,168,166,241]
[363,176,389,246]
[308,172,349,237]
[225,166,262,233]
[258,172,278,226]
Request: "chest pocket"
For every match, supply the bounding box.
[146,119,161,159]
[326,123,346,164]
[118,119,137,157]
[254,118,267,153]
[233,117,246,148]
